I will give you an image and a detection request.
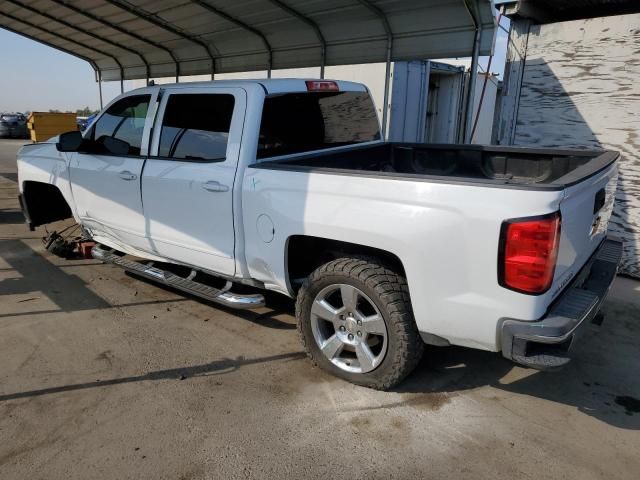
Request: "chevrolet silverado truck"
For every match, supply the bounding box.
[16,79,622,389]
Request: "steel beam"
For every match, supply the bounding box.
[266,0,327,78]
[357,0,393,139]
[48,0,181,83]
[189,0,273,77]
[98,70,104,109]
[103,0,217,81]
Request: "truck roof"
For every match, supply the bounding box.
[129,78,368,95]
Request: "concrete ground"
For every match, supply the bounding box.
[0,138,639,480]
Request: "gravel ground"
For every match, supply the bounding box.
[1,138,639,479]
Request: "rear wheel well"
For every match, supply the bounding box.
[286,235,406,294]
[22,181,72,228]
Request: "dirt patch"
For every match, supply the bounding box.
[351,392,453,413]
[404,392,451,411]
[349,416,372,430]
[95,350,115,367]
[348,415,411,444]
[262,360,339,399]
[348,415,409,432]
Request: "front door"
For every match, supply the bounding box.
[141,87,246,276]
[69,93,156,250]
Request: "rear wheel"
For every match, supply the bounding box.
[296,258,424,390]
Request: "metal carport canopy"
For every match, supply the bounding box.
[0,0,496,82]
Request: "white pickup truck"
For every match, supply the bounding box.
[17,79,622,389]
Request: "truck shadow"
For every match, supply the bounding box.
[123,270,297,331]
[1,244,637,431]
[0,238,112,312]
[396,298,640,430]
[0,238,201,319]
[0,237,296,331]
[127,271,640,430]
[0,208,26,225]
[109,270,640,430]
[0,171,18,183]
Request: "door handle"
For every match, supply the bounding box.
[202,181,229,193]
[118,170,137,181]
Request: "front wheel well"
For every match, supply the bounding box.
[285,235,406,294]
[21,181,73,228]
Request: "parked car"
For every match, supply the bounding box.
[15,79,622,389]
[0,113,28,138]
[76,117,88,131]
[77,112,98,132]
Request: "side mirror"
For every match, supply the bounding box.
[56,131,84,152]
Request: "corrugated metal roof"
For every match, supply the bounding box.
[0,0,496,81]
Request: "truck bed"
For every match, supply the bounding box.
[255,143,618,189]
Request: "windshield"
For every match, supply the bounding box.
[257,91,380,159]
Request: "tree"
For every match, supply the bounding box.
[76,106,98,117]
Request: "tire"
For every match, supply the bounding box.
[295,257,424,390]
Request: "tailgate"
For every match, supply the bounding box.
[552,158,619,300]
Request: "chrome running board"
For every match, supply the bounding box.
[92,245,265,309]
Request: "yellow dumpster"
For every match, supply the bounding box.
[27,112,78,143]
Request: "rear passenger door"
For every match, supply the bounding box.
[142,87,246,276]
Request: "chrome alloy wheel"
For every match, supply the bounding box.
[310,284,388,373]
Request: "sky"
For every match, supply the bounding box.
[0,29,131,113]
[0,15,509,114]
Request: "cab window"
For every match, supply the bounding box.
[257,91,380,159]
[91,95,150,155]
[158,94,235,161]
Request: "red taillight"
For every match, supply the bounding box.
[499,212,561,294]
[305,80,339,92]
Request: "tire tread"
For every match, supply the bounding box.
[295,257,424,390]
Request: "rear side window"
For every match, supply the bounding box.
[92,95,150,155]
[158,94,235,161]
[257,92,380,159]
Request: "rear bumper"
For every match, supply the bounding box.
[500,236,623,370]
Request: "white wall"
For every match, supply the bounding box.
[497,13,640,277]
